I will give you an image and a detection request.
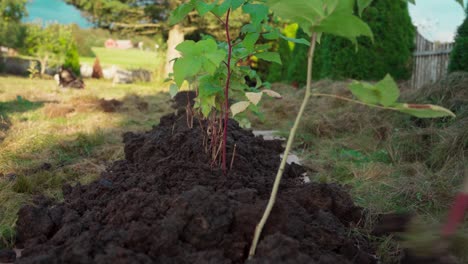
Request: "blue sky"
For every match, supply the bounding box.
[24,0,467,43]
[409,0,467,42]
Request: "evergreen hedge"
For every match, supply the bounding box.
[282,0,415,86]
[448,6,468,73]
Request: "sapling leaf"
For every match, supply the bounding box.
[374,74,399,107]
[231,0,245,10]
[314,11,373,43]
[212,0,232,16]
[200,95,217,117]
[357,0,374,17]
[255,52,282,64]
[169,3,194,25]
[264,29,280,40]
[243,3,269,26]
[169,83,179,98]
[394,103,456,118]
[246,92,263,105]
[198,75,223,97]
[266,0,324,31]
[231,101,251,116]
[348,81,380,105]
[195,1,216,16]
[243,33,260,52]
[241,23,259,34]
[173,57,201,87]
[279,35,310,46]
[262,89,282,98]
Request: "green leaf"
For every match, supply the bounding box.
[243,33,260,52]
[169,83,179,98]
[314,11,373,43]
[394,103,456,118]
[348,81,380,105]
[198,75,223,97]
[243,3,269,26]
[264,29,280,40]
[279,35,310,46]
[212,0,231,16]
[195,1,216,15]
[255,52,282,64]
[357,0,373,17]
[374,74,399,107]
[266,0,324,33]
[173,57,202,87]
[199,95,217,117]
[169,3,194,25]
[231,0,245,10]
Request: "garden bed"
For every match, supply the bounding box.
[12,109,376,263]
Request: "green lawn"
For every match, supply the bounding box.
[80,47,164,70]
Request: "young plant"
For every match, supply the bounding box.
[167,0,304,172]
[248,0,461,258]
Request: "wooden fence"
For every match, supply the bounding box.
[411,32,454,89]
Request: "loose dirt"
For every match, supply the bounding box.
[13,108,376,263]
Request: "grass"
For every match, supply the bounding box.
[80,47,164,70]
[250,75,468,263]
[0,75,173,248]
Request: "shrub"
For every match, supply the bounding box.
[63,42,81,76]
[448,6,468,73]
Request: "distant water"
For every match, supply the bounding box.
[23,0,93,28]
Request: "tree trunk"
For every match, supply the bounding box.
[164,25,184,78]
[40,57,48,76]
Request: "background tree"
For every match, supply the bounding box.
[0,0,27,49]
[448,5,468,73]
[25,23,79,76]
[278,0,415,86]
[65,0,249,76]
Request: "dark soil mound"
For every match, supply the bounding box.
[172,91,196,110]
[99,99,123,113]
[14,112,376,263]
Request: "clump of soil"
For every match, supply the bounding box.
[98,99,123,113]
[172,90,196,110]
[14,111,376,263]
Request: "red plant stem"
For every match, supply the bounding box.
[222,9,232,174]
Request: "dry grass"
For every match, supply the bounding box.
[0,76,173,248]
[251,74,468,263]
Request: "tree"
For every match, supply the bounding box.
[284,0,414,84]
[0,0,27,48]
[448,6,468,73]
[63,42,81,76]
[64,0,249,76]
[25,22,78,76]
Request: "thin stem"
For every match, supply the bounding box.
[211,12,226,26]
[248,33,318,259]
[222,8,233,174]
